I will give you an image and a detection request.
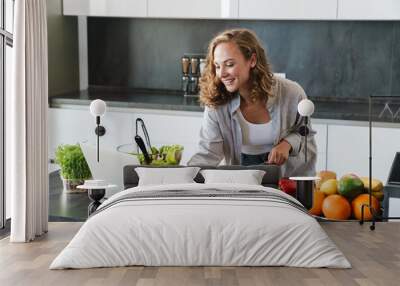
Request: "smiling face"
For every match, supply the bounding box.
[199,29,274,108]
[213,41,256,95]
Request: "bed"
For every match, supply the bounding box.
[50,165,351,269]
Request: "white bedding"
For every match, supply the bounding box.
[50,183,351,269]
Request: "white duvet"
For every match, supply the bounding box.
[50,183,351,269]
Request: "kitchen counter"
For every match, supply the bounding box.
[49,88,203,112]
[49,87,400,124]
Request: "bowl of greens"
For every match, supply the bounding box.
[117,143,184,166]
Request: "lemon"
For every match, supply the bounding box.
[316,170,337,189]
[360,177,383,193]
[320,179,338,196]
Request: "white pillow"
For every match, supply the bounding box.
[200,169,266,185]
[136,167,201,186]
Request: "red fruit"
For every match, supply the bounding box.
[279,178,296,197]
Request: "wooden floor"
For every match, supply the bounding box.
[1,222,399,286]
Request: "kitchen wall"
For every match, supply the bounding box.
[88,18,400,99]
[47,0,79,96]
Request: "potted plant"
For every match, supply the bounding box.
[55,144,92,193]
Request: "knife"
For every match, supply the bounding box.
[135,135,152,164]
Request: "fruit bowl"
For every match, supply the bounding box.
[117,143,183,166]
[308,170,385,221]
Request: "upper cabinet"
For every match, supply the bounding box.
[238,0,337,20]
[337,0,400,20]
[63,0,238,19]
[63,0,400,20]
[147,0,238,19]
[63,0,147,17]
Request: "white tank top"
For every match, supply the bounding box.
[237,109,277,155]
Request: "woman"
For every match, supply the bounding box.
[187,28,317,177]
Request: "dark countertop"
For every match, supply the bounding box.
[49,88,203,112]
[49,87,400,123]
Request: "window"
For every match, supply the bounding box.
[0,0,14,229]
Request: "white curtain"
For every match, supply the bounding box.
[10,0,49,242]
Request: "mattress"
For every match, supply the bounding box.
[50,183,351,269]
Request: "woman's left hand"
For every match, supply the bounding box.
[267,140,292,165]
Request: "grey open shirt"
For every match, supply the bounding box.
[187,77,317,177]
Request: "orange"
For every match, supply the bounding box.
[322,194,351,220]
[309,190,326,216]
[352,194,380,221]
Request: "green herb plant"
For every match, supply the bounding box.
[55,144,92,180]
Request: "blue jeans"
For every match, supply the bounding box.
[241,152,269,166]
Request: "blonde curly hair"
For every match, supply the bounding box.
[199,28,275,108]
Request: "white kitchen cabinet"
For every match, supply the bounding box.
[370,127,400,182]
[49,107,204,193]
[313,123,327,172]
[48,108,134,161]
[148,0,238,19]
[238,0,337,20]
[48,107,204,169]
[63,0,238,18]
[63,0,147,17]
[63,0,400,20]
[49,106,331,173]
[326,125,369,179]
[128,110,203,164]
[338,0,400,20]
[326,124,400,182]
[51,106,400,184]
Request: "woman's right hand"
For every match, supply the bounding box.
[266,140,291,165]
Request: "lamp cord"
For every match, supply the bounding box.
[304,116,308,163]
[96,116,100,162]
